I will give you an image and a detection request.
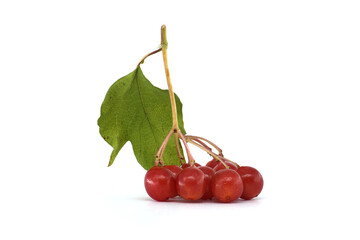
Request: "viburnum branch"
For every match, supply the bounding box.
[154,25,232,169]
[151,25,187,167]
[185,135,223,156]
[187,139,229,169]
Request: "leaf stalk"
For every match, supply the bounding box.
[137,48,162,67]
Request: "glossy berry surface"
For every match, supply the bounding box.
[163,165,182,177]
[236,166,263,200]
[162,165,182,197]
[198,166,216,200]
[144,166,177,201]
[211,169,243,203]
[181,163,190,169]
[176,167,206,200]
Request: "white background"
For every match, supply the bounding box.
[1,0,359,239]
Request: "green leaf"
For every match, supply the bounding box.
[98,67,186,170]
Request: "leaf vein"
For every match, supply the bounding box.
[134,69,160,149]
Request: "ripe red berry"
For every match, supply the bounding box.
[181,163,190,168]
[163,165,182,177]
[176,167,206,200]
[144,166,177,201]
[181,162,200,168]
[198,166,215,200]
[213,161,238,171]
[162,165,182,198]
[211,169,243,203]
[236,166,263,200]
[206,158,219,168]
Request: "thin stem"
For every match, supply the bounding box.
[155,129,174,166]
[159,129,175,159]
[174,132,185,164]
[186,135,223,156]
[153,25,185,167]
[178,131,196,166]
[218,155,240,168]
[187,139,229,169]
[161,25,179,130]
[191,138,212,152]
[137,48,162,68]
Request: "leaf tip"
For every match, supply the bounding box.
[107,155,115,167]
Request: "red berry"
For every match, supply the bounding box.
[163,165,182,177]
[198,166,215,200]
[144,166,177,201]
[181,163,200,168]
[162,165,182,198]
[181,163,190,168]
[236,166,263,200]
[211,169,243,203]
[213,161,238,171]
[176,167,206,200]
[206,158,219,168]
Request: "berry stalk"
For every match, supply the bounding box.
[153,25,188,166]
[187,139,229,168]
[178,131,196,166]
[145,25,227,168]
[161,25,179,130]
[185,135,223,156]
[155,129,175,166]
[174,132,185,164]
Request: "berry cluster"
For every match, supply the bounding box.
[144,159,263,203]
